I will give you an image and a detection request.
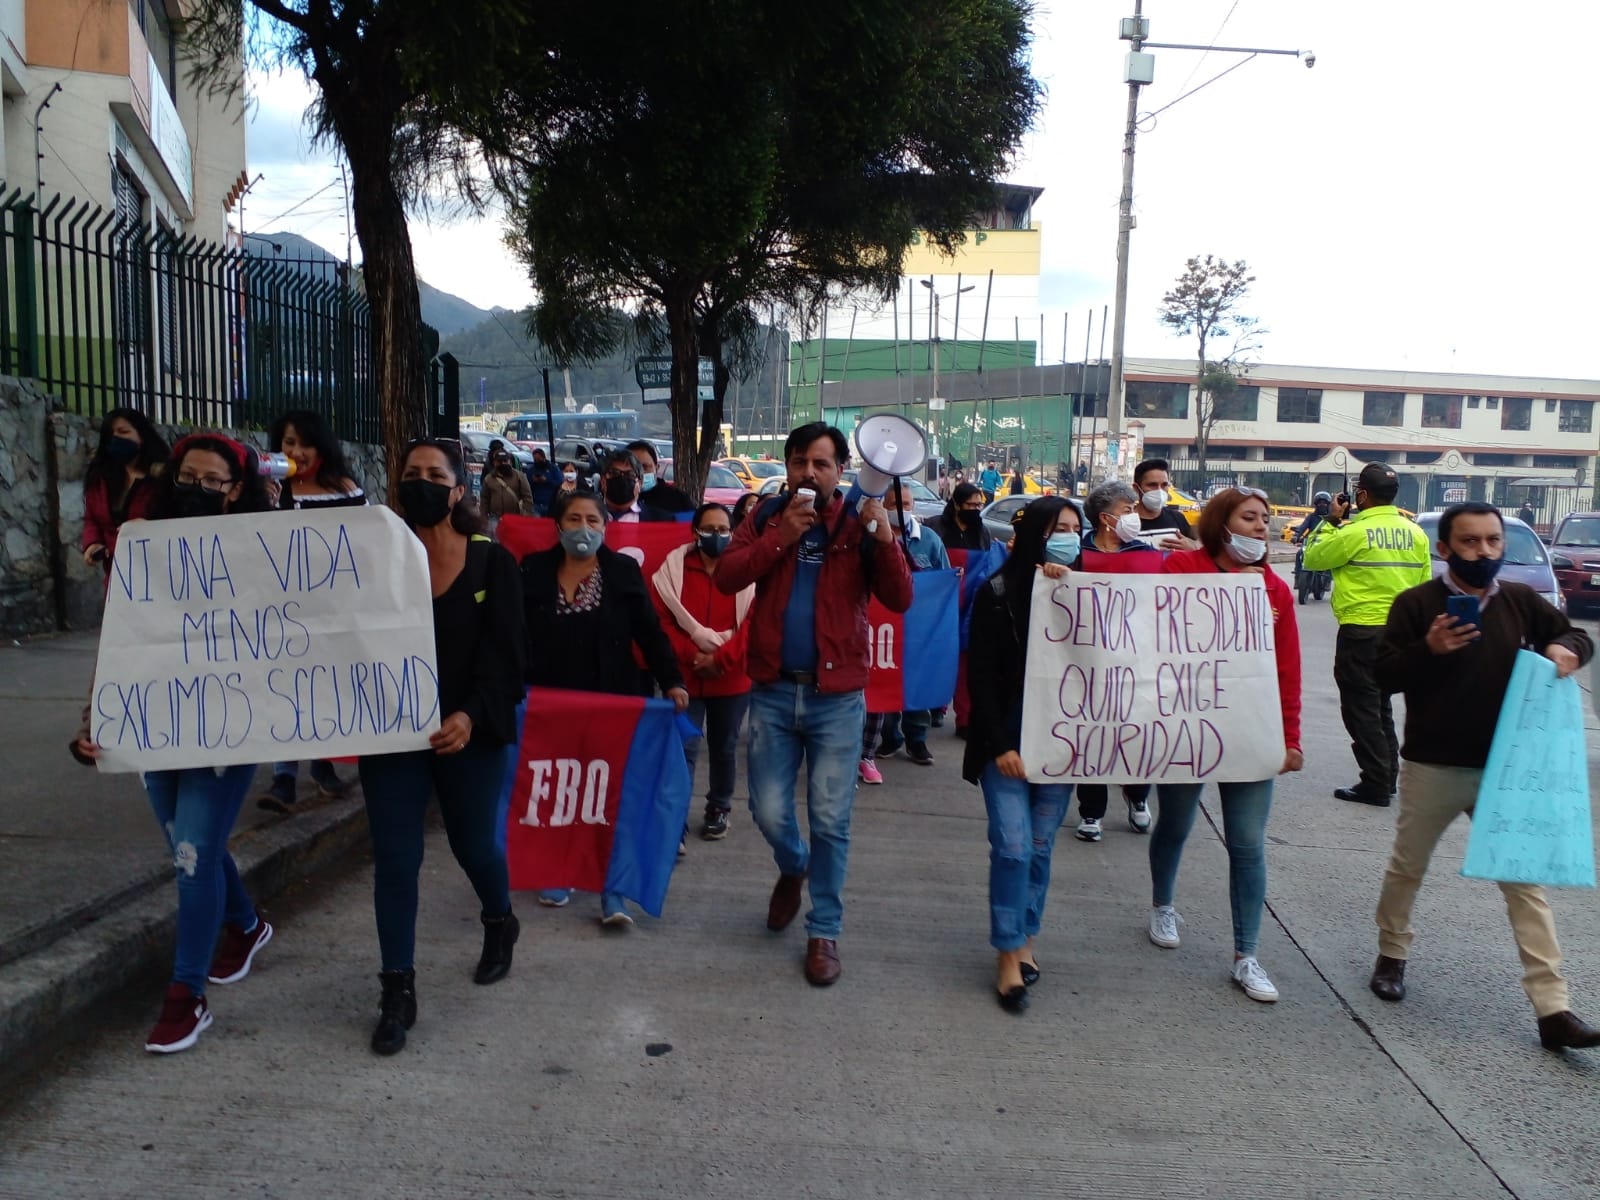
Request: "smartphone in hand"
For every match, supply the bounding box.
[1445,593,1481,633]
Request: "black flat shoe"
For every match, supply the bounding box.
[997,985,1029,1014]
[1020,961,1040,987]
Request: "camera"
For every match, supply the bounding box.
[1303,51,1316,68]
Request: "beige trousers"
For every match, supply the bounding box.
[1375,759,1569,1017]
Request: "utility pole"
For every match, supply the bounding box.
[921,279,973,476]
[1107,2,1150,482]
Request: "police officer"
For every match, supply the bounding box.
[1301,463,1429,806]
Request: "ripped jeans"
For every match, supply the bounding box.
[981,764,1073,951]
[144,765,259,994]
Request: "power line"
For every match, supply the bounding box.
[253,179,342,230]
[1173,0,1242,96]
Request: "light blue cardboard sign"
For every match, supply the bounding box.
[1463,650,1596,888]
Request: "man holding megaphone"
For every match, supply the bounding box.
[717,422,914,988]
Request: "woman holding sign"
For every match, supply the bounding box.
[73,434,275,1054]
[1148,486,1302,1004]
[522,490,690,925]
[359,438,527,1057]
[964,496,1081,1013]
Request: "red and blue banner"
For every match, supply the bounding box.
[865,569,960,712]
[497,515,692,580]
[501,687,691,917]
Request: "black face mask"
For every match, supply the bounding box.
[399,478,454,528]
[1448,553,1503,589]
[604,475,636,507]
[170,482,228,519]
[495,461,514,475]
[697,531,731,558]
[105,436,141,464]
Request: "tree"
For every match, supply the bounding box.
[485,0,1040,500]
[1157,255,1265,486]
[179,1,533,497]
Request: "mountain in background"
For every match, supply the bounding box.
[248,231,491,336]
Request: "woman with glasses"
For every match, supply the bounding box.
[966,497,1081,1013]
[72,435,275,1054]
[360,438,527,1055]
[521,489,690,924]
[259,409,366,813]
[1148,486,1303,1003]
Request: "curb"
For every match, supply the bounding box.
[0,795,369,1096]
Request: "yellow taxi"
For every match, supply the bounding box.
[719,457,787,491]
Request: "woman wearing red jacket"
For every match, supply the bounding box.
[653,503,754,842]
[1148,487,1303,1004]
[81,407,169,576]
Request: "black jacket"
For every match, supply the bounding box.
[962,572,1029,784]
[521,545,685,697]
[927,510,993,551]
[641,482,695,516]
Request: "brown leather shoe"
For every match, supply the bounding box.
[1370,955,1406,1001]
[805,938,841,987]
[1538,1010,1600,1051]
[766,872,806,932]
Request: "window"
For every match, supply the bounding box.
[1276,387,1322,424]
[1545,399,1558,413]
[1486,396,1500,409]
[1261,445,1321,462]
[1467,395,1481,409]
[1212,385,1259,422]
[1362,391,1404,426]
[1406,450,1442,464]
[1558,400,1593,433]
[1532,454,1574,469]
[130,1,177,100]
[1473,453,1513,466]
[1501,396,1531,430]
[1421,394,1462,429]
[1124,381,1189,419]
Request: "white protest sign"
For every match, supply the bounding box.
[1020,571,1284,785]
[91,506,440,773]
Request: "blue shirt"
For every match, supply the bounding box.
[781,525,827,672]
[980,468,1001,492]
[899,518,951,572]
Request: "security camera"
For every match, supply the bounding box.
[1303,51,1316,68]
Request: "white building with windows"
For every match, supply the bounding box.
[1119,359,1600,521]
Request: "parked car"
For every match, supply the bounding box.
[460,428,533,470]
[1416,512,1563,612]
[980,494,1030,544]
[661,461,746,507]
[719,457,786,490]
[1544,511,1600,613]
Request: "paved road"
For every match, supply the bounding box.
[3,578,1599,1199]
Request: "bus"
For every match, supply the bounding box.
[502,410,641,447]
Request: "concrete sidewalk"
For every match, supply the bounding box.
[0,632,370,1089]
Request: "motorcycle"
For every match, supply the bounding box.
[1293,540,1331,605]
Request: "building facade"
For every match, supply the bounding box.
[1,0,245,241]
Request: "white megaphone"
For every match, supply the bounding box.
[847,413,928,533]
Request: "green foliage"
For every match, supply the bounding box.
[1158,255,1265,475]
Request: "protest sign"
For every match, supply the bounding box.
[1463,650,1596,888]
[1019,571,1283,785]
[91,506,439,773]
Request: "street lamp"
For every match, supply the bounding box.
[920,279,974,470]
[1105,3,1313,480]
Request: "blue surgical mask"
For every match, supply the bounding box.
[559,527,601,559]
[1045,532,1081,565]
[641,472,657,492]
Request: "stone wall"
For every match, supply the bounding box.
[0,377,389,638]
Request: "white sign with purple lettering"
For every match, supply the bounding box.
[91,506,440,772]
[1020,572,1284,785]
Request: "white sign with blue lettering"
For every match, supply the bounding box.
[91,506,441,772]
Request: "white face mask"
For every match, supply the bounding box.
[1113,512,1144,543]
[887,508,906,528]
[1225,532,1268,564]
[1139,488,1166,513]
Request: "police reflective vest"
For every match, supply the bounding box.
[1301,504,1431,626]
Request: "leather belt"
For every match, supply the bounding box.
[777,669,818,685]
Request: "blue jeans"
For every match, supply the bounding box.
[981,764,1072,951]
[359,742,513,971]
[685,694,750,811]
[747,682,866,939]
[144,765,259,994]
[1151,779,1274,956]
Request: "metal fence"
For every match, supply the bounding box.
[0,189,378,442]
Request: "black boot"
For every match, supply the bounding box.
[372,969,417,1056]
[474,910,520,985]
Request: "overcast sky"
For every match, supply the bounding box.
[244,0,1600,380]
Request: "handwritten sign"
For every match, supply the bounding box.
[1019,572,1284,785]
[1462,650,1596,888]
[91,506,440,773]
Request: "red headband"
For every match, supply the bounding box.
[170,433,249,478]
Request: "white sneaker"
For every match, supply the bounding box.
[1231,956,1279,1003]
[1075,817,1103,842]
[1148,905,1183,948]
[1127,798,1152,833]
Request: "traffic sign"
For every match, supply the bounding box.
[635,356,715,404]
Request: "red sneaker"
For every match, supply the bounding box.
[144,984,213,1054]
[208,915,274,985]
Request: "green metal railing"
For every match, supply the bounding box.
[0,188,378,442]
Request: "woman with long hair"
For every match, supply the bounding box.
[730,491,762,528]
[651,502,753,841]
[964,496,1081,1014]
[260,409,366,812]
[521,490,689,923]
[81,407,169,575]
[1149,487,1303,1003]
[72,434,275,1053]
[927,481,992,552]
[359,438,526,1055]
